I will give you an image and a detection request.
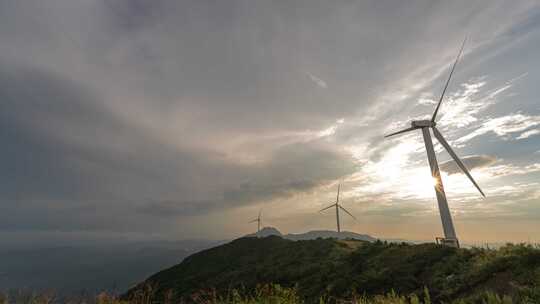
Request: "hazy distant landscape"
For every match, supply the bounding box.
[0,240,220,293]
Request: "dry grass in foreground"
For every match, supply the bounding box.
[2,284,537,304]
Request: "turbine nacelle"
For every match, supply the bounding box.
[411,120,436,128]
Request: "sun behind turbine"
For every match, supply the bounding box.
[385,38,485,248]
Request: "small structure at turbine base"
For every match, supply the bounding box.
[436,237,460,248]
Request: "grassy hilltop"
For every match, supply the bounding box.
[125,236,540,303]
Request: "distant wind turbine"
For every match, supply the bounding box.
[319,183,356,233]
[249,209,262,233]
[384,38,485,248]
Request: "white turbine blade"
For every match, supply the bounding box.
[336,183,341,203]
[339,205,357,220]
[384,126,417,138]
[319,203,336,213]
[432,127,485,197]
[431,38,467,122]
[248,219,258,223]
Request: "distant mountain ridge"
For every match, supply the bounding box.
[245,226,376,242]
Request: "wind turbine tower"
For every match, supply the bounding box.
[384,39,485,248]
[320,183,356,233]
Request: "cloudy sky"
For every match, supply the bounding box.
[1,0,540,246]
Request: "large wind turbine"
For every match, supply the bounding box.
[384,39,485,248]
[249,210,262,233]
[320,183,356,233]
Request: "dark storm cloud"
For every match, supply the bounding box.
[140,180,317,217]
[140,141,357,217]
[0,61,356,230]
[439,155,497,175]
[2,0,374,236]
[0,63,227,201]
[0,63,126,201]
[0,63,213,231]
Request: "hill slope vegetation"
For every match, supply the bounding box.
[125,236,540,303]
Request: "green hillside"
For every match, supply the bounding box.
[125,236,540,303]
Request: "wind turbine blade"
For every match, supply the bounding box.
[248,219,258,223]
[336,183,341,203]
[319,203,336,213]
[384,126,417,138]
[339,205,357,220]
[431,38,467,122]
[258,209,262,220]
[432,127,485,197]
